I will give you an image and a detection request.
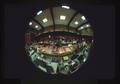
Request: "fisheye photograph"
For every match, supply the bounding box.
[2,0,115,80]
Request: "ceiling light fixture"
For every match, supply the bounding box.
[78,26,84,30]
[60,15,66,20]
[37,10,42,15]
[81,16,86,20]
[29,22,32,25]
[86,24,90,27]
[42,18,48,23]
[35,25,39,28]
[80,26,84,29]
[62,5,70,9]
[74,21,79,25]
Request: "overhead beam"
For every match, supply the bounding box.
[50,8,55,31]
[67,11,79,32]
[75,22,88,32]
[31,17,45,32]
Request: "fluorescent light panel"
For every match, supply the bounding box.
[29,22,32,25]
[62,5,70,9]
[81,16,86,20]
[86,24,90,27]
[42,18,48,23]
[78,24,90,31]
[78,26,84,30]
[83,58,87,62]
[35,25,38,28]
[37,10,42,15]
[74,21,79,25]
[80,26,84,29]
[60,15,66,20]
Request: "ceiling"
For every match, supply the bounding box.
[28,6,93,36]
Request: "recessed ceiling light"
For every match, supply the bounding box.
[80,27,84,29]
[83,58,87,62]
[35,25,39,28]
[29,22,32,25]
[42,18,48,23]
[37,10,42,15]
[60,15,66,20]
[74,21,79,25]
[78,26,84,30]
[62,5,70,9]
[86,24,90,27]
[81,16,86,20]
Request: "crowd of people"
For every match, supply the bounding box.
[25,34,93,74]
